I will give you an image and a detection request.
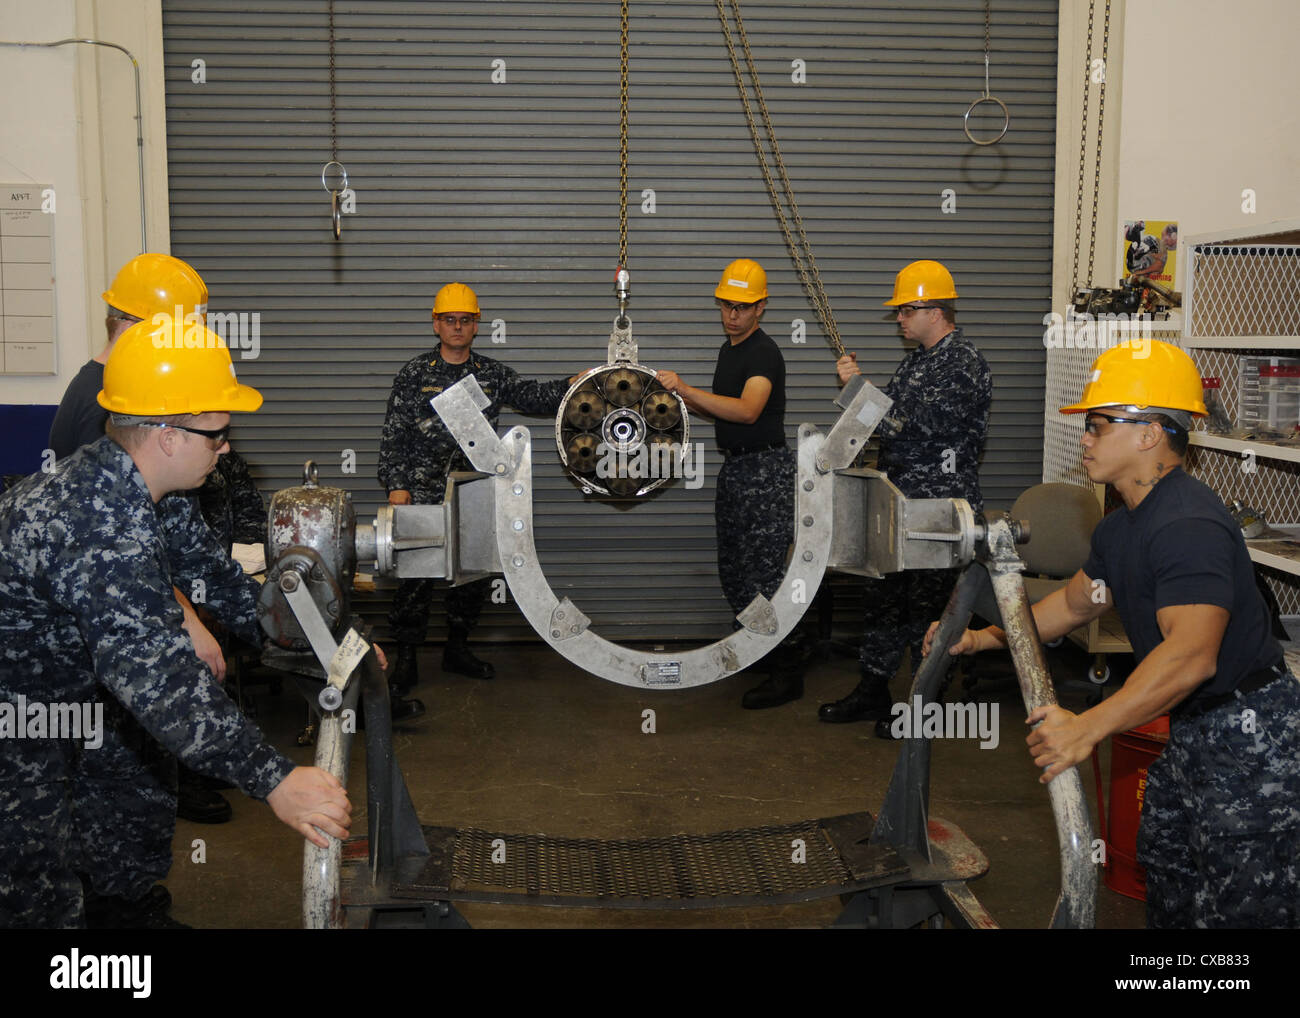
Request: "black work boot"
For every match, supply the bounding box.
[821,676,894,722]
[390,694,426,723]
[741,641,804,709]
[391,643,420,695]
[177,766,232,823]
[389,643,426,722]
[84,885,191,930]
[442,630,495,680]
[818,675,893,724]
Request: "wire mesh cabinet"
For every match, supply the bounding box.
[1180,216,1300,628]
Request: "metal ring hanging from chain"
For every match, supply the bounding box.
[964,93,1009,147]
[963,0,1010,146]
[321,160,348,240]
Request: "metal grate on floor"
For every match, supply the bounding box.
[394,813,910,909]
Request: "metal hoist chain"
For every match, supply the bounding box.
[328,1,338,167]
[322,0,347,240]
[1071,0,1111,293]
[716,0,844,359]
[1087,0,1111,290]
[618,0,630,272]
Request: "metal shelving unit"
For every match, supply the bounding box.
[1181,216,1300,605]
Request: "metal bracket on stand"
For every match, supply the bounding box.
[278,579,439,928]
[862,515,1097,929]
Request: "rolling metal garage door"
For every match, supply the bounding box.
[161,0,1058,643]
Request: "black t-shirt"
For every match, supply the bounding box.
[710,328,785,451]
[1082,467,1282,714]
[48,360,108,460]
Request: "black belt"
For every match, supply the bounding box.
[719,441,787,458]
[1177,661,1288,720]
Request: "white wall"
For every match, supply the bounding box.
[0,0,168,406]
[1114,0,1300,287]
[0,0,82,402]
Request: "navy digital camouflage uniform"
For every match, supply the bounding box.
[47,361,266,910]
[717,449,796,614]
[0,437,295,928]
[1138,675,1300,927]
[378,346,569,644]
[196,447,267,552]
[708,327,794,617]
[860,327,992,690]
[47,358,176,909]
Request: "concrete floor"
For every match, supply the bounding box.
[165,636,1147,930]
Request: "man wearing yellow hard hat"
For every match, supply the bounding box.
[44,254,254,929]
[49,253,209,457]
[929,339,1300,928]
[823,260,991,727]
[379,282,575,715]
[0,319,351,928]
[656,258,805,709]
[49,257,233,697]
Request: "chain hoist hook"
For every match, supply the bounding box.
[614,265,631,326]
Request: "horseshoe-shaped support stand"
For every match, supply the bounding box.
[433,378,836,687]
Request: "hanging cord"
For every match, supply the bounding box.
[716,0,843,358]
[1071,0,1110,294]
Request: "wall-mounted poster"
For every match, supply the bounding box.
[1120,219,1178,286]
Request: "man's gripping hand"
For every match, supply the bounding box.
[655,370,682,393]
[267,766,352,848]
[922,620,999,658]
[1025,705,1097,784]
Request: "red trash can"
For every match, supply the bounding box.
[1103,715,1169,901]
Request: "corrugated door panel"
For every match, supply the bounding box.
[162,0,1057,642]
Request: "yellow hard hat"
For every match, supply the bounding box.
[884,260,958,306]
[1060,340,1207,416]
[97,316,263,416]
[102,253,209,320]
[432,282,481,316]
[715,259,768,303]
